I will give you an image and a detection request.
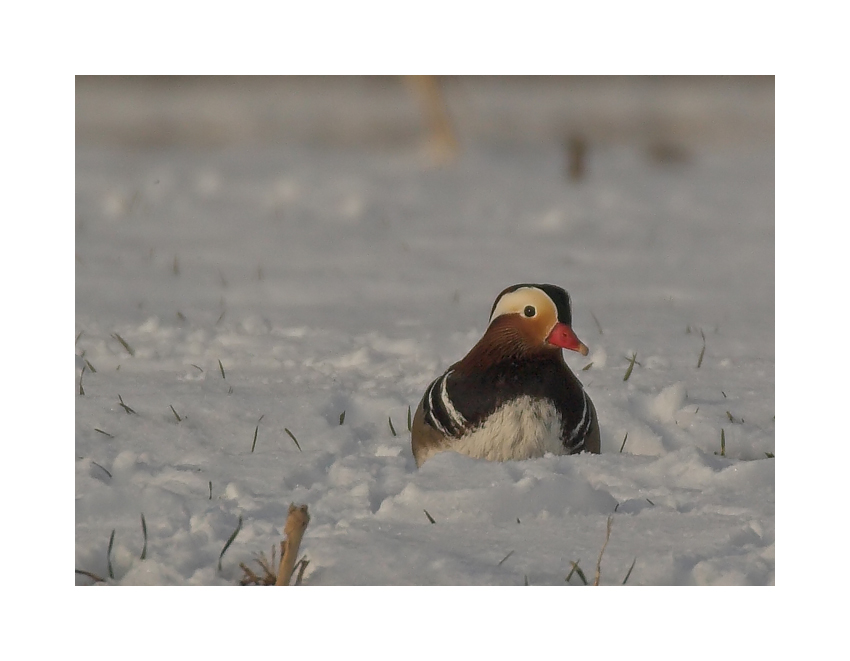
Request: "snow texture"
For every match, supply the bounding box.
[76,82,773,586]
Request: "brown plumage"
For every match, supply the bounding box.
[412,283,600,467]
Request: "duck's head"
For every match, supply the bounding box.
[487,283,589,356]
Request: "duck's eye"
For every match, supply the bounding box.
[523,305,536,318]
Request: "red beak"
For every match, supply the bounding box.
[546,322,589,355]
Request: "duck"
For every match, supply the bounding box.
[411,283,600,467]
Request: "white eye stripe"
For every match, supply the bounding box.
[489,287,556,324]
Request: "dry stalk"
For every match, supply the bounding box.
[275,504,310,586]
[75,568,106,583]
[294,556,310,585]
[239,545,279,585]
[405,75,458,165]
[594,516,613,586]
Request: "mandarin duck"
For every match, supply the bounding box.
[411,283,600,467]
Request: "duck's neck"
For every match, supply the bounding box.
[455,323,561,377]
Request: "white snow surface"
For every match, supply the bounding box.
[75,136,774,585]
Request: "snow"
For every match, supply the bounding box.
[75,78,773,587]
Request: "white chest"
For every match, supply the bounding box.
[450,396,565,462]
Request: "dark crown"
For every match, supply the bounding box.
[491,283,573,325]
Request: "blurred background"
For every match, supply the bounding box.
[75,75,775,342]
[76,75,773,155]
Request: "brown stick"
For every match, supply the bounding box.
[406,76,459,165]
[275,504,310,586]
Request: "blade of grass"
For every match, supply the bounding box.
[294,556,310,585]
[622,557,637,585]
[251,416,265,452]
[209,481,213,499]
[140,513,148,560]
[218,359,226,379]
[112,333,135,356]
[75,330,84,345]
[498,550,515,566]
[285,428,302,451]
[107,529,116,579]
[388,416,397,437]
[91,461,112,479]
[619,432,629,453]
[697,329,706,368]
[424,509,436,524]
[407,405,412,432]
[94,428,114,438]
[623,352,637,381]
[726,410,743,424]
[84,359,97,373]
[218,515,243,571]
[591,311,603,335]
[79,364,86,395]
[594,516,613,586]
[118,394,137,415]
[566,560,587,585]
[75,568,106,583]
[582,362,593,371]
[170,405,182,422]
[339,410,345,425]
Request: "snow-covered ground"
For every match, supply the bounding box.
[75,78,773,585]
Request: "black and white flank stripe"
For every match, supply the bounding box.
[422,370,468,438]
[564,390,593,452]
[423,366,592,454]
